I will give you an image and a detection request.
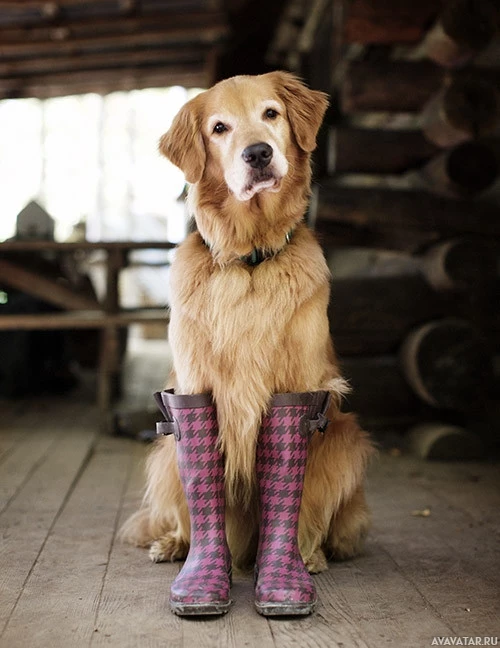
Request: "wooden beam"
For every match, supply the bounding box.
[328,127,439,174]
[0,26,227,60]
[0,12,229,46]
[314,184,500,250]
[0,47,208,77]
[0,258,100,311]
[341,60,500,113]
[0,0,137,6]
[0,62,210,99]
[0,240,176,252]
[343,0,442,44]
[0,308,169,330]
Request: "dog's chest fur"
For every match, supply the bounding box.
[169,225,329,387]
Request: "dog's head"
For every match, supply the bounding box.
[159,72,328,203]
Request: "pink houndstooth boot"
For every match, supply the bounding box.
[254,391,331,616]
[155,390,232,616]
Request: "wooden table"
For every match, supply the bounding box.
[0,240,175,428]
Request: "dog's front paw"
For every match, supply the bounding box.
[149,541,168,563]
[304,547,328,574]
[149,533,189,564]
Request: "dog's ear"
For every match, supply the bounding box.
[271,71,329,152]
[159,96,206,184]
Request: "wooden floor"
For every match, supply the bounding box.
[1,381,499,647]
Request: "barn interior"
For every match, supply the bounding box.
[1,1,499,646]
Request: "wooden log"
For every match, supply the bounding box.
[341,60,443,113]
[343,0,440,45]
[0,257,100,311]
[340,355,429,422]
[422,0,498,68]
[328,127,439,174]
[421,78,500,147]
[418,141,498,196]
[314,184,500,252]
[407,422,484,460]
[329,273,441,356]
[341,59,500,113]
[421,238,498,291]
[399,319,493,410]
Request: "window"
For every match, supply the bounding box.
[0,86,202,243]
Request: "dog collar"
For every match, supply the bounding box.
[202,230,293,267]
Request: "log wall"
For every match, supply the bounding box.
[275,0,500,451]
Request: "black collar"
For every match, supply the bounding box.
[202,230,293,267]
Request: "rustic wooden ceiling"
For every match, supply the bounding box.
[0,0,287,99]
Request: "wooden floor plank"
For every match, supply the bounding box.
[90,442,184,648]
[368,455,500,638]
[1,387,499,647]
[0,425,97,635]
[409,461,500,532]
[0,426,62,514]
[3,435,136,648]
[0,434,133,648]
[312,538,454,648]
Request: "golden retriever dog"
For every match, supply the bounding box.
[121,71,373,574]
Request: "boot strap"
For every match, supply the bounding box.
[153,390,181,439]
[305,392,331,436]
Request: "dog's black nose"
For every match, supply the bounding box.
[242,142,273,169]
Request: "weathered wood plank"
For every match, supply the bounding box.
[90,442,183,648]
[369,455,500,636]
[0,426,97,635]
[0,434,132,648]
[315,538,454,648]
[0,426,62,514]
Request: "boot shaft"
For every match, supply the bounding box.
[155,390,226,546]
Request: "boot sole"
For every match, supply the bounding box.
[255,600,316,616]
[170,600,232,616]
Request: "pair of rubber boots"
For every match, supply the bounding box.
[155,389,330,617]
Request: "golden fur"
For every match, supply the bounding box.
[121,71,374,573]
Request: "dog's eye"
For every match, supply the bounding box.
[213,122,227,134]
[264,108,278,119]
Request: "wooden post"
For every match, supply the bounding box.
[421,78,500,147]
[422,0,497,68]
[98,248,126,429]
